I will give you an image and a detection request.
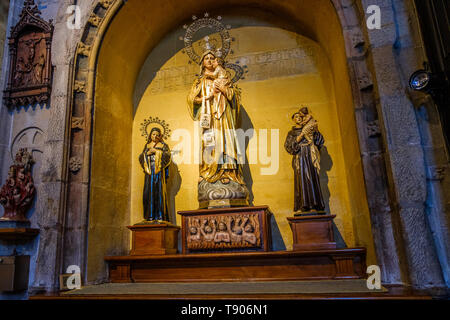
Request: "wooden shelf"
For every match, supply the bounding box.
[0,228,39,241]
[105,248,366,283]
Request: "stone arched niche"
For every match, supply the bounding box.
[66,0,380,284]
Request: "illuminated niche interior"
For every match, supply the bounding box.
[88,1,377,283]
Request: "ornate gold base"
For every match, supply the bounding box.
[198,198,249,209]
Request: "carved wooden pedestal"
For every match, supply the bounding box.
[288,214,337,251]
[128,223,180,256]
[178,206,272,254]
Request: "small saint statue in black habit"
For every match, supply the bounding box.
[284,107,325,214]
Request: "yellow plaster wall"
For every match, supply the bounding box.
[87,11,137,282]
[131,27,365,252]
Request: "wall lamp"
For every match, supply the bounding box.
[409,64,449,100]
[409,69,432,91]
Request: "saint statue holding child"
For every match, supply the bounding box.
[284,107,325,214]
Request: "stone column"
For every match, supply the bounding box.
[29,0,91,293]
[333,0,404,285]
[361,0,445,288]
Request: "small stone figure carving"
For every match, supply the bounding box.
[0,149,36,221]
[14,57,32,87]
[242,216,257,245]
[33,54,46,84]
[214,219,231,243]
[229,217,243,242]
[188,226,201,242]
[285,107,325,213]
[188,218,201,242]
[15,36,45,87]
[200,218,216,242]
[139,127,171,222]
[186,213,261,250]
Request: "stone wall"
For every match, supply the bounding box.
[0,1,9,76]
[0,0,93,299]
[359,0,447,288]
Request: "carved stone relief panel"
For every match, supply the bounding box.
[71,117,84,130]
[0,148,36,221]
[68,157,82,173]
[3,0,53,108]
[367,120,381,137]
[10,126,44,184]
[427,165,446,181]
[186,213,262,251]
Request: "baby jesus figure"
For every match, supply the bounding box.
[296,107,318,146]
[211,57,232,121]
[212,57,231,92]
[296,107,321,171]
[202,57,230,91]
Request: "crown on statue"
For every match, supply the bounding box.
[202,35,225,59]
[180,13,247,83]
[180,13,232,65]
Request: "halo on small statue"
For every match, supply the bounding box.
[180,13,246,83]
[140,116,171,141]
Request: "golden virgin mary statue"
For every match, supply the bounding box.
[184,15,249,208]
[187,50,245,186]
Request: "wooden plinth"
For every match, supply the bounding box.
[128,223,180,256]
[178,206,272,254]
[288,215,337,251]
[105,248,366,283]
[0,228,39,241]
